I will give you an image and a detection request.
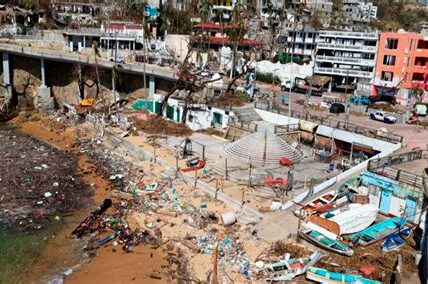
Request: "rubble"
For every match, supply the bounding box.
[132,114,192,137]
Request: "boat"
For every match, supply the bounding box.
[294,190,338,218]
[321,204,379,235]
[265,251,322,281]
[181,159,206,172]
[299,223,354,257]
[348,217,407,247]
[306,266,381,284]
[382,226,412,252]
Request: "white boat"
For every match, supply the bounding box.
[321,204,379,235]
[265,251,322,281]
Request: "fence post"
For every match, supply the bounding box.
[225,158,228,180]
[202,145,205,160]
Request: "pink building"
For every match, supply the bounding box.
[373,30,428,105]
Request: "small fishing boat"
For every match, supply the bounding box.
[181,159,206,172]
[299,223,354,257]
[382,226,412,252]
[348,217,407,247]
[306,266,381,284]
[294,190,338,218]
[265,251,322,281]
[322,204,379,235]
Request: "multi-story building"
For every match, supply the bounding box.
[373,30,428,105]
[315,30,379,90]
[286,28,321,59]
[343,0,377,24]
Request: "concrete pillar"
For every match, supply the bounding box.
[83,35,86,48]
[149,75,155,97]
[40,58,46,86]
[2,52,12,102]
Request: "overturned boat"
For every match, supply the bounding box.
[321,203,379,235]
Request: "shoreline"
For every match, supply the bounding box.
[10,118,166,283]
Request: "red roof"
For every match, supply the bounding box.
[193,23,230,30]
[191,35,262,47]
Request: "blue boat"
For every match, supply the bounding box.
[306,266,381,284]
[382,226,412,252]
[348,217,406,247]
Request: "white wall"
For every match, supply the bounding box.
[255,108,300,125]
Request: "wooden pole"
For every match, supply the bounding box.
[225,158,228,180]
[175,155,179,178]
[215,178,219,201]
[211,244,219,284]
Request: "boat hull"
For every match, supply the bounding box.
[306,267,381,284]
[299,230,353,257]
[349,217,407,247]
[324,204,379,235]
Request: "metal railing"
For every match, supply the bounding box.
[367,150,427,192]
[0,43,178,80]
[316,55,375,66]
[317,42,378,52]
[274,124,299,134]
[314,67,373,78]
[318,30,378,39]
[254,101,403,144]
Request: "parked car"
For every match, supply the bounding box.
[280,80,292,91]
[369,111,397,124]
[330,103,345,114]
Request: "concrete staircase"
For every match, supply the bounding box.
[233,107,261,123]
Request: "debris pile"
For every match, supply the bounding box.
[132,114,192,136]
[0,126,92,230]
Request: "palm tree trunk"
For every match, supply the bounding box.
[94,48,101,99]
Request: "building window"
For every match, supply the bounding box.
[381,71,394,81]
[383,55,396,66]
[417,40,428,49]
[412,73,425,81]
[385,38,398,49]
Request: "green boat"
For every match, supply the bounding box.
[306,266,381,284]
[299,225,354,257]
[348,217,406,247]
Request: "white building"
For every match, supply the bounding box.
[314,30,379,89]
[100,22,145,52]
[286,28,321,59]
[343,0,378,23]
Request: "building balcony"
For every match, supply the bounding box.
[314,67,374,78]
[316,55,375,66]
[318,30,378,40]
[317,42,378,53]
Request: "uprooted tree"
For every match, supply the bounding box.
[158,45,222,124]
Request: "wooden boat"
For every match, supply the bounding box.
[321,204,379,235]
[294,190,338,218]
[265,251,322,281]
[348,217,407,247]
[382,226,412,252]
[306,266,381,284]
[299,223,354,257]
